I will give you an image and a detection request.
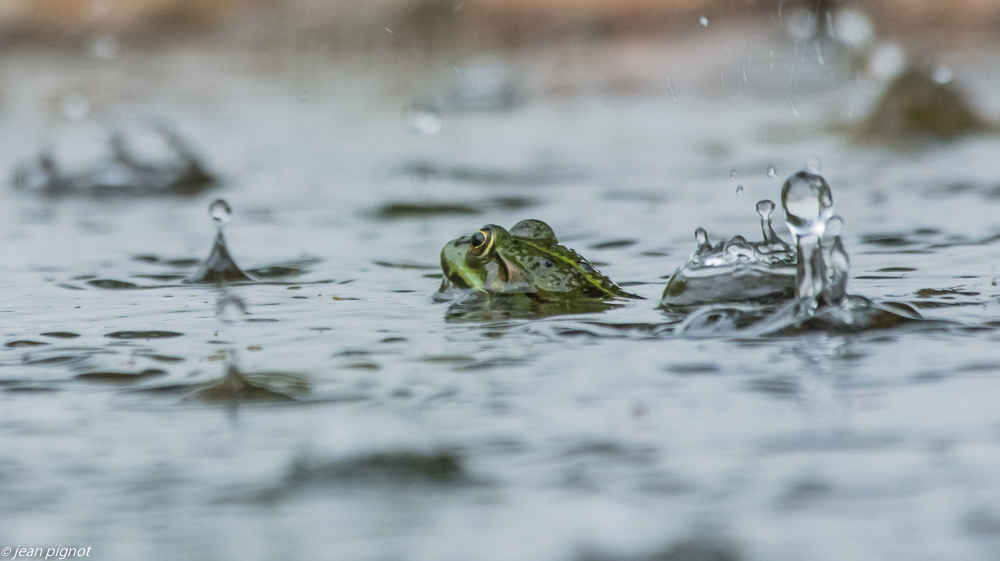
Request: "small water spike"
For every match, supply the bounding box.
[782,171,834,300]
[186,199,255,285]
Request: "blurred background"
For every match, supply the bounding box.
[4,2,1000,561]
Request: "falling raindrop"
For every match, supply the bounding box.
[89,35,120,61]
[406,103,442,136]
[805,156,822,174]
[665,73,677,102]
[61,93,90,120]
[729,169,738,182]
[766,165,777,177]
[735,185,744,196]
[832,9,875,48]
[788,98,800,118]
[700,15,708,27]
[868,42,906,80]
[695,227,709,246]
[210,199,232,227]
[217,294,248,324]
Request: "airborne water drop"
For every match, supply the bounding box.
[210,199,232,227]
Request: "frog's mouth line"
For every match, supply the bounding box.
[440,251,474,290]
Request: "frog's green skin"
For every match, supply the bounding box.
[440,219,639,300]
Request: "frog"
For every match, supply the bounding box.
[439,219,639,300]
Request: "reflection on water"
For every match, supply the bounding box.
[2,15,1000,561]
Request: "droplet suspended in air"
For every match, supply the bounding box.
[781,171,834,238]
[695,227,709,245]
[89,35,120,61]
[405,103,442,136]
[216,294,248,324]
[735,185,744,196]
[61,93,90,120]
[766,165,777,177]
[729,169,738,182]
[209,199,232,227]
[805,156,822,173]
[700,15,708,27]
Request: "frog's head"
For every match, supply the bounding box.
[440,219,639,299]
[440,224,529,292]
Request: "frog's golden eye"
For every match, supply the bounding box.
[469,228,494,257]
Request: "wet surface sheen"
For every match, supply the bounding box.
[2,22,1000,561]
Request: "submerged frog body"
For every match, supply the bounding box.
[440,219,637,300]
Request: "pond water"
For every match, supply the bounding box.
[2,20,1000,561]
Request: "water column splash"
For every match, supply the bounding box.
[824,216,849,304]
[781,171,833,301]
[185,199,255,284]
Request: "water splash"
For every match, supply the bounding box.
[782,171,833,300]
[185,199,255,285]
[12,126,217,197]
[671,171,922,334]
[660,199,796,308]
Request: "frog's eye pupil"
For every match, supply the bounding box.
[471,231,487,248]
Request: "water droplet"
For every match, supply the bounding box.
[786,8,817,41]
[216,294,247,324]
[766,165,777,177]
[756,200,776,220]
[406,103,442,136]
[933,65,954,84]
[832,9,874,48]
[700,15,708,27]
[89,35,119,61]
[695,227,709,245]
[61,93,90,120]
[209,199,232,227]
[781,171,834,238]
[735,185,744,196]
[788,98,800,118]
[868,42,906,80]
[805,156,822,173]
[729,169,738,182]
